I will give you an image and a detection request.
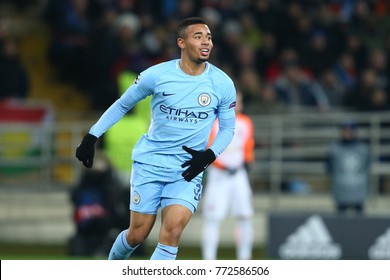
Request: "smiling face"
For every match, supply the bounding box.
[177,23,213,64]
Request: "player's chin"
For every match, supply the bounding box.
[198,57,209,63]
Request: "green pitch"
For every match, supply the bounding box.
[0,243,266,260]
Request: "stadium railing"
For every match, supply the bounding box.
[249,111,390,196]
[1,107,390,198]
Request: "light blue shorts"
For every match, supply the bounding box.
[129,161,203,214]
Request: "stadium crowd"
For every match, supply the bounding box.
[36,0,390,112]
[0,0,389,113]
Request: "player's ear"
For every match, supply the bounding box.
[177,37,185,50]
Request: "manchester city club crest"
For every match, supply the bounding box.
[132,192,141,204]
[198,93,211,106]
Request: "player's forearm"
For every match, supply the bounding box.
[89,84,146,137]
[89,97,136,137]
[209,116,235,157]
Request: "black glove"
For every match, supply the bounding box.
[76,133,98,168]
[181,146,216,182]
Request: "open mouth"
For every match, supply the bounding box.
[200,48,209,56]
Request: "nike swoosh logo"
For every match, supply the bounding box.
[162,92,175,96]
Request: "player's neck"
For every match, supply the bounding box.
[179,59,206,76]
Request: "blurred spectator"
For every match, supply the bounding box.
[343,32,368,72]
[344,68,379,110]
[248,0,277,33]
[265,47,295,82]
[332,52,357,92]
[110,12,144,73]
[103,115,143,186]
[0,38,29,100]
[353,1,387,49]
[235,43,258,72]
[69,152,122,256]
[237,67,262,106]
[202,92,255,260]
[326,121,370,215]
[199,6,222,38]
[109,12,151,77]
[238,12,262,49]
[265,47,312,83]
[313,2,338,36]
[245,83,286,115]
[255,32,278,77]
[291,16,313,57]
[361,87,390,112]
[216,19,241,67]
[86,7,120,109]
[89,11,149,109]
[350,0,371,33]
[318,69,346,108]
[103,80,150,185]
[42,0,93,88]
[336,0,356,22]
[140,24,171,63]
[372,0,389,17]
[274,1,305,51]
[274,60,329,112]
[303,30,335,77]
[69,151,146,257]
[366,48,389,91]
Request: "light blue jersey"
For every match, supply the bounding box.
[90,59,236,177]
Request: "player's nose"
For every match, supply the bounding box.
[201,38,210,45]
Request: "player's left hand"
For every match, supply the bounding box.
[181,146,216,182]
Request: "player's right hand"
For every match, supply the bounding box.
[75,133,98,168]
